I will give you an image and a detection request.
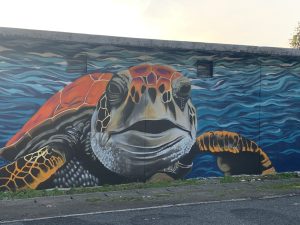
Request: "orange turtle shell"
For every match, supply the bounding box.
[6,72,113,147]
[5,64,182,148]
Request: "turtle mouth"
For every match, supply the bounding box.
[110,119,190,135]
[92,118,196,178]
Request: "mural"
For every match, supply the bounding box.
[0,38,299,191]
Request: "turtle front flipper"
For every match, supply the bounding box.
[0,146,65,192]
[194,131,276,176]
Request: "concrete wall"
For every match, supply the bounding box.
[0,28,299,191]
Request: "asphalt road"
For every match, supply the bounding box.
[2,194,300,225]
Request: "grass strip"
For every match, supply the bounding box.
[0,172,299,200]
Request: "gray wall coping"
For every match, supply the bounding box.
[0,27,300,57]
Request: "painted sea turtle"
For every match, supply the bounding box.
[0,64,275,191]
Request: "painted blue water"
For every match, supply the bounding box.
[0,39,299,175]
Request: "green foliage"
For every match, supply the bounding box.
[290,22,300,49]
[220,176,237,183]
[0,179,204,200]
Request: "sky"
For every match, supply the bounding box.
[0,0,299,48]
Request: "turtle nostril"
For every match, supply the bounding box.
[159,84,165,93]
[130,86,135,97]
[134,93,140,103]
[141,85,146,94]
[148,87,157,103]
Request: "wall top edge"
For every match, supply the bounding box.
[0,27,300,57]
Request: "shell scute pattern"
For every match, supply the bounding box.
[128,64,181,105]
[6,73,112,147]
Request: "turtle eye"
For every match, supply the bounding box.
[178,83,191,97]
[109,82,123,95]
[107,75,128,106]
[173,76,191,98]
[172,76,191,111]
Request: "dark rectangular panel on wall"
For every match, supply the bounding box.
[66,53,87,73]
[196,60,213,78]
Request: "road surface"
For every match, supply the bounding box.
[2,194,300,225]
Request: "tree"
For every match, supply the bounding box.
[290,22,300,49]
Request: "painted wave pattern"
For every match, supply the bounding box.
[0,40,299,176]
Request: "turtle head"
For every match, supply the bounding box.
[91,64,197,179]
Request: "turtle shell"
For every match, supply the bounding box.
[5,72,113,147]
